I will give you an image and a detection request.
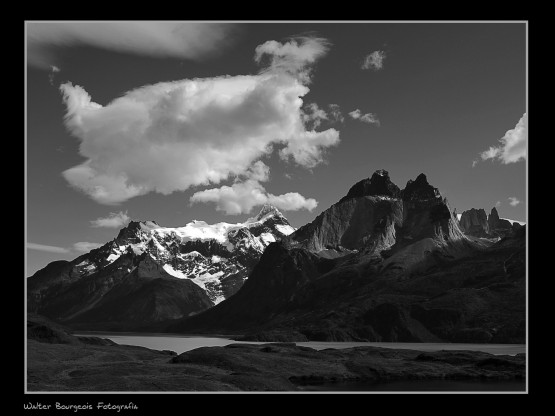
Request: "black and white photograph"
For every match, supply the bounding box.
[24,20,527,396]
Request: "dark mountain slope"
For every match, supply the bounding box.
[166,171,525,343]
[30,252,213,331]
[27,205,294,330]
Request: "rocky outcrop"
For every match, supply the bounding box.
[398,173,466,243]
[458,206,525,238]
[289,171,465,258]
[459,208,490,237]
[289,196,404,254]
[488,207,522,238]
[339,169,401,202]
[401,173,441,201]
[27,313,116,346]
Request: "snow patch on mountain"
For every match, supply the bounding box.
[184,251,204,259]
[500,218,526,226]
[259,233,276,245]
[276,224,295,235]
[106,253,121,262]
[68,205,293,306]
[163,264,188,279]
[195,271,226,304]
[152,221,238,250]
[129,244,146,255]
[74,259,97,276]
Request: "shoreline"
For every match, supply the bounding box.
[73,330,238,339]
[28,316,526,392]
[72,331,526,356]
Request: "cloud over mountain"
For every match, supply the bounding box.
[27,243,70,254]
[90,211,131,228]
[59,37,339,205]
[73,242,103,253]
[190,161,317,215]
[26,241,103,254]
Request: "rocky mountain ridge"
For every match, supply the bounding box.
[27,204,295,328]
[168,170,525,344]
[28,170,525,342]
[457,207,524,239]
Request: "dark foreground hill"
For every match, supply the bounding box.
[26,315,524,392]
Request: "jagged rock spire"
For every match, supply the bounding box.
[401,173,441,201]
[340,169,401,202]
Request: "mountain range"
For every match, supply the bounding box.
[27,205,294,330]
[27,170,526,342]
[165,170,526,343]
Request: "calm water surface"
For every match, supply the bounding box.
[73,332,525,356]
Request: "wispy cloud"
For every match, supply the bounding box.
[254,36,331,83]
[190,161,317,215]
[59,36,339,205]
[508,197,521,207]
[27,241,104,254]
[495,200,501,207]
[73,242,103,253]
[477,113,527,165]
[91,211,131,228]
[27,22,238,69]
[328,104,344,123]
[300,102,345,133]
[362,50,386,71]
[48,65,60,85]
[348,109,380,126]
[27,242,70,254]
[302,103,328,129]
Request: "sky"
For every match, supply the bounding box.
[25,21,527,276]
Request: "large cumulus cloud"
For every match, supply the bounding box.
[59,36,340,206]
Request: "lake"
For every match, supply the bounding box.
[73,331,526,356]
[73,332,526,392]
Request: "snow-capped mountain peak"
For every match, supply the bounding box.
[63,207,296,305]
[253,204,284,222]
